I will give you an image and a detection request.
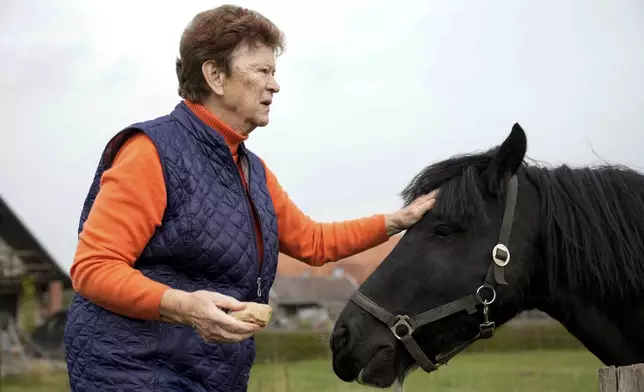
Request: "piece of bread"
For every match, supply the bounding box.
[228,302,272,327]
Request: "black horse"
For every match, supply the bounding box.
[330,124,644,388]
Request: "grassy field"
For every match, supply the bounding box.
[1,349,602,392]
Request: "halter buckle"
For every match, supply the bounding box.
[390,315,415,340]
[492,244,510,267]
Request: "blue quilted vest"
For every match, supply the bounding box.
[63,101,280,392]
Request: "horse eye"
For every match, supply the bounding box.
[433,224,453,237]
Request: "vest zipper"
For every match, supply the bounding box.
[230,147,264,302]
[243,153,266,301]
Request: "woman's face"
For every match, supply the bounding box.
[220,43,280,133]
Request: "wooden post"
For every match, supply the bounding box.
[599,366,618,392]
[599,364,644,392]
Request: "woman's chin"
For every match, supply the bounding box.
[252,114,270,128]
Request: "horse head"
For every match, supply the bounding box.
[330,123,644,388]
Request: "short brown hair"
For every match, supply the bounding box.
[176,5,285,102]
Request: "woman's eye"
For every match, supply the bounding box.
[433,224,453,237]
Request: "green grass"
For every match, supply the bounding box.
[1,350,603,392]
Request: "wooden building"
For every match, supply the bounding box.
[0,196,70,326]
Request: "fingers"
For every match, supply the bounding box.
[210,294,259,332]
[201,331,256,344]
[399,191,437,226]
[214,309,261,335]
[416,189,439,204]
[197,324,256,344]
[187,291,263,344]
[422,196,437,209]
[411,190,439,211]
[207,325,256,343]
[212,293,246,312]
[194,306,260,344]
[412,194,436,213]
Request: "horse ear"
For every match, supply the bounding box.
[492,123,527,175]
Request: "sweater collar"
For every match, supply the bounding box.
[184,99,247,150]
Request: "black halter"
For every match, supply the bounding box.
[350,174,519,373]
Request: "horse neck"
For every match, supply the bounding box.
[518,168,644,366]
[531,286,644,366]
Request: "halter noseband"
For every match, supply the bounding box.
[350,174,519,373]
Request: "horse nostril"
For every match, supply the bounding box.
[338,327,348,348]
[332,325,350,352]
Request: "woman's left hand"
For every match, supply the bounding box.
[385,190,438,236]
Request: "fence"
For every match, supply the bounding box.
[599,364,644,392]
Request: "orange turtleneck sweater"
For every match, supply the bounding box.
[70,100,389,321]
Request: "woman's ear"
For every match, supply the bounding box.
[202,60,226,96]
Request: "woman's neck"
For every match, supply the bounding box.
[184,99,248,147]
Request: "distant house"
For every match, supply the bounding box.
[270,236,397,330]
[0,196,70,327]
[268,275,359,330]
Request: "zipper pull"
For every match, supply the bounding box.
[257,277,262,297]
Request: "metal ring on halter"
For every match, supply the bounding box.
[476,285,497,305]
[390,315,415,340]
[492,243,510,267]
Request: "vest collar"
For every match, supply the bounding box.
[172,101,239,153]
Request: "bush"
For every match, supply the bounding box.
[253,322,585,363]
[254,330,331,363]
[466,322,585,352]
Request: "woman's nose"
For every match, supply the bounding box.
[268,76,280,93]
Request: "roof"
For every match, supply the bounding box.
[270,275,358,305]
[276,235,400,284]
[0,196,71,288]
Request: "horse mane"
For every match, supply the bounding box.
[401,149,502,229]
[401,149,644,305]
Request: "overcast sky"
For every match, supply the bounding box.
[1,0,643,273]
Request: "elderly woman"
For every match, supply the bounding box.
[63,5,435,392]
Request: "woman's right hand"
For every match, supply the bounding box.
[160,288,260,343]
